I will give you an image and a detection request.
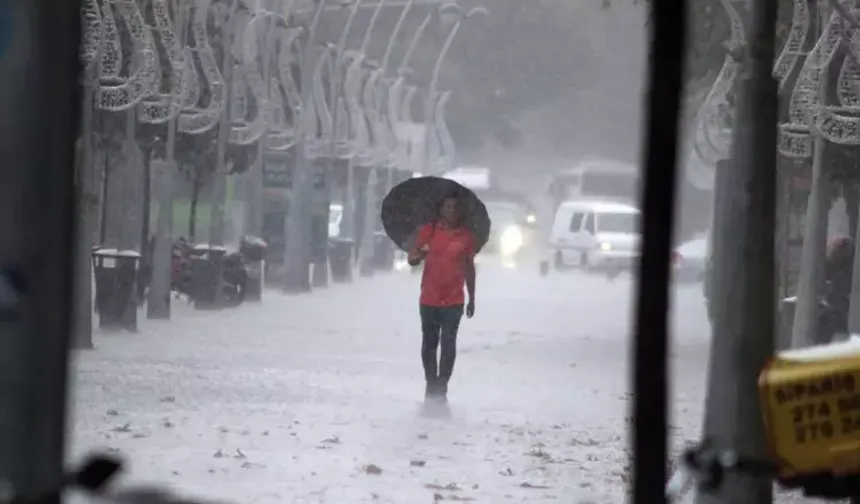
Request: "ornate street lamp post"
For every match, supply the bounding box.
[246,3,303,241]
[283,0,331,293]
[76,0,107,347]
[146,0,193,320]
[337,0,414,256]
[209,0,246,250]
[420,4,487,175]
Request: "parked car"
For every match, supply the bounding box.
[672,235,708,283]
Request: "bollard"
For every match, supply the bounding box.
[329,237,354,283]
[372,231,395,271]
[192,244,227,310]
[240,236,267,302]
[92,248,140,332]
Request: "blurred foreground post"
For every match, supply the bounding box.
[695,0,778,502]
[0,0,81,496]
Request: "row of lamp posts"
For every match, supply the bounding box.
[75,0,485,344]
[684,1,860,502]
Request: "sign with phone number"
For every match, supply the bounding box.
[762,366,860,476]
[774,372,860,442]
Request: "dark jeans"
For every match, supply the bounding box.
[420,304,464,386]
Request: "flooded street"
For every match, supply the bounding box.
[71,266,711,503]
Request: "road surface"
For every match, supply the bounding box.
[70,264,712,503]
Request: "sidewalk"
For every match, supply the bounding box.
[70,268,711,504]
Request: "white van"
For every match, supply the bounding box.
[550,200,641,270]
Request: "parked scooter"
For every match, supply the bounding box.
[171,237,200,299]
[220,248,249,306]
[171,238,249,306]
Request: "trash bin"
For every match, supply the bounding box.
[240,236,267,302]
[192,244,227,310]
[329,237,354,283]
[92,248,141,332]
[372,231,395,271]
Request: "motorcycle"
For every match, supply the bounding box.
[170,238,200,299]
[171,238,248,306]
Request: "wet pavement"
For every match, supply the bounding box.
[70,264,712,503]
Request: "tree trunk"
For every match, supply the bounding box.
[358,168,378,277]
[141,151,152,253]
[846,183,859,241]
[189,167,201,241]
[311,160,331,287]
[99,149,109,245]
[846,184,860,333]
[103,138,124,249]
[119,109,142,252]
[137,152,153,305]
[147,160,174,319]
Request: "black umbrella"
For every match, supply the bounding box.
[381,176,491,253]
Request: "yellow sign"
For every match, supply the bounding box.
[759,350,860,478]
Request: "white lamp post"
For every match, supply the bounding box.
[420,4,487,174]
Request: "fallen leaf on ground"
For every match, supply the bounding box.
[519,482,551,489]
[425,483,460,491]
[363,464,383,475]
[111,423,132,433]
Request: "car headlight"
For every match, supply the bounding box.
[526,214,536,224]
[500,226,524,256]
[599,242,612,252]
